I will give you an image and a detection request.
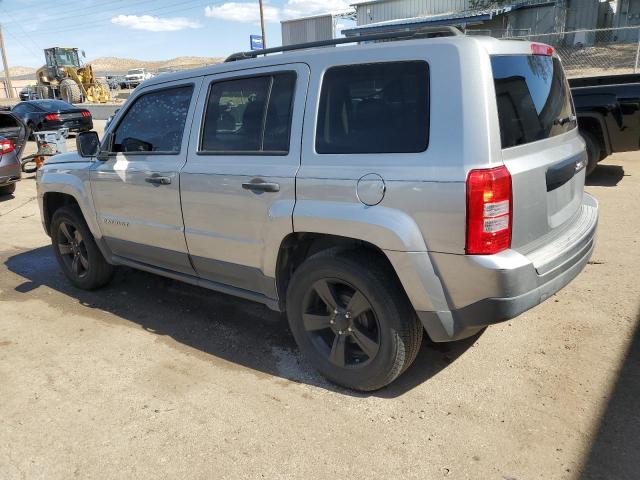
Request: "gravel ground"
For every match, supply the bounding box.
[0,131,638,479]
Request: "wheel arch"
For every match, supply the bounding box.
[577,112,611,157]
[39,171,100,239]
[274,232,406,311]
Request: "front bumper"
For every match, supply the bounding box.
[394,193,598,342]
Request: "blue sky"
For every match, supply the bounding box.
[0,0,355,67]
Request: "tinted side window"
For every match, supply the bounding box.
[200,72,296,153]
[113,85,193,153]
[316,61,429,154]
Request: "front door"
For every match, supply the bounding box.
[180,64,309,298]
[91,79,201,274]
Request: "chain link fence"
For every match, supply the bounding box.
[504,26,640,78]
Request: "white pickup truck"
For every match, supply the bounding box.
[124,68,153,88]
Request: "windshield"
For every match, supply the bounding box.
[128,69,144,75]
[54,49,80,67]
[491,54,575,148]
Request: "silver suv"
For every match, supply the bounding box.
[37,31,598,391]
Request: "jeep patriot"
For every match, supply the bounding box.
[37,29,598,391]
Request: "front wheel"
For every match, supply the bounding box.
[286,249,422,391]
[51,206,114,290]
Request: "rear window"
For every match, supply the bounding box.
[33,100,75,112]
[316,61,429,154]
[491,55,575,149]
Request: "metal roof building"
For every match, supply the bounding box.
[344,0,600,38]
[281,10,356,46]
[282,0,609,46]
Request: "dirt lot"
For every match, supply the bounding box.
[0,130,638,479]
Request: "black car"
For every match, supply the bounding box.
[11,100,93,135]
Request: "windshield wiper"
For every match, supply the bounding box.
[554,114,577,126]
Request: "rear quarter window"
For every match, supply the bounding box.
[316,61,429,154]
[491,55,576,148]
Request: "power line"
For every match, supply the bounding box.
[1,23,41,59]
[2,9,43,54]
[15,0,172,26]
[28,0,217,35]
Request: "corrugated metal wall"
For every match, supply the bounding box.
[281,15,334,45]
[565,0,600,30]
[356,0,468,26]
[507,6,557,34]
[612,0,640,41]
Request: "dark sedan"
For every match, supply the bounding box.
[11,100,93,135]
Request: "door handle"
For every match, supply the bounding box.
[145,175,172,185]
[242,180,280,193]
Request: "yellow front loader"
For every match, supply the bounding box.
[35,47,110,104]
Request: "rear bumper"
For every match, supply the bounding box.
[0,157,22,185]
[407,193,598,342]
[44,119,93,132]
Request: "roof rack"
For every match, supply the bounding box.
[224,26,462,62]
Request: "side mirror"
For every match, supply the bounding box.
[76,131,100,158]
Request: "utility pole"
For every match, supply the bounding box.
[0,24,14,99]
[258,0,267,49]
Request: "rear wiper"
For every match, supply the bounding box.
[554,114,577,126]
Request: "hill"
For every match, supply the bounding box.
[0,66,37,78]
[0,56,225,80]
[88,56,224,74]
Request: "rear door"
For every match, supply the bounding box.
[91,79,201,274]
[491,52,585,249]
[180,64,308,298]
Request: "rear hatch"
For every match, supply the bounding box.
[0,112,27,159]
[490,51,586,253]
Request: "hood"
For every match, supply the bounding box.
[44,151,92,165]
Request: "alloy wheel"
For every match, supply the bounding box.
[57,221,90,279]
[302,278,381,368]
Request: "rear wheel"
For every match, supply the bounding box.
[581,130,601,176]
[51,206,114,290]
[0,183,16,196]
[286,249,422,391]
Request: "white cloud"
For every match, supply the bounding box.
[204,0,352,24]
[204,3,280,23]
[111,15,201,32]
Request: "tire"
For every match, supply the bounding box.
[0,183,16,196]
[36,85,51,99]
[51,206,114,290]
[581,130,601,176]
[286,248,423,391]
[59,78,82,104]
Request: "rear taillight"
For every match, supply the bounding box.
[81,111,91,117]
[44,113,60,121]
[0,138,15,154]
[466,165,512,255]
[531,42,554,56]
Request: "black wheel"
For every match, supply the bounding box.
[581,130,601,176]
[286,249,423,391]
[0,183,16,196]
[51,206,114,290]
